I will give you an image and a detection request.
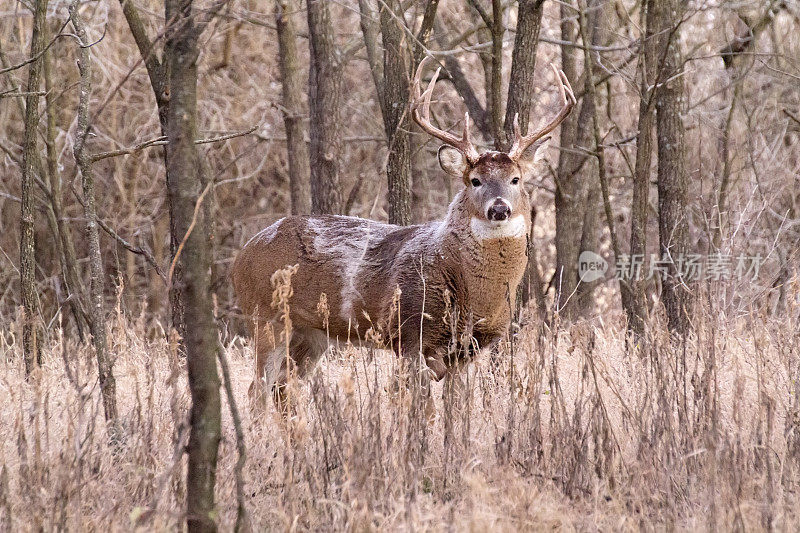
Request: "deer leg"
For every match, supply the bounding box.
[272,327,328,416]
[425,349,448,381]
[248,319,282,410]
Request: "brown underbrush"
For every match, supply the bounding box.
[1,301,798,531]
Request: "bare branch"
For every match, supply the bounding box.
[0,18,69,75]
[167,181,213,289]
[91,126,258,162]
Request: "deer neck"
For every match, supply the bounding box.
[437,192,530,324]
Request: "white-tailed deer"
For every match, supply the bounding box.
[233,57,575,409]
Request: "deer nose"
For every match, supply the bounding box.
[487,199,511,221]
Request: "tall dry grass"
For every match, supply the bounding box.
[1,297,798,530]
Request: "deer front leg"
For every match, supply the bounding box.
[424,348,448,381]
[249,319,281,411]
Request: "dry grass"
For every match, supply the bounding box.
[1,302,799,531]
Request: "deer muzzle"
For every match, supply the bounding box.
[487,198,512,221]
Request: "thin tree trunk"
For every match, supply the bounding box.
[409,0,440,224]
[713,83,740,250]
[358,0,385,114]
[307,0,343,214]
[276,0,312,215]
[69,0,119,430]
[43,24,89,341]
[20,0,48,374]
[518,206,547,320]
[578,0,623,314]
[117,0,184,338]
[432,19,491,139]
[489,0,504,148]
[712,4,774,250]
[500,0,545,151]
[374,0,439,225]
[653,0,691,335]
[379,0,412,225]
[164,0,221,529]
[554,0,598,317]
[625,0,657,339]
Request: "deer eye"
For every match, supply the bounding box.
[470,178,482,187]
[511,177,520,185]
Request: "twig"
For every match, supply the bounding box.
[0,192,21,203]
[97,218,166,282]
[90,136,166,163]
[91,126,258,162]
[0,18,70,75]
[538,36,639,52]
[783,108,800,128]
[167,181,212,289]
[0,90,46,98]
[195,0,234,37]
[255,133,385,143]
[69,182,166,282]
[196,125,258,145]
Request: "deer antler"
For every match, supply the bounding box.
[411,56,480,164]
[508,64,577,161]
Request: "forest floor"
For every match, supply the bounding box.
[1,307,798,531]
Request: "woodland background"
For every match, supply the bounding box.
[0,0,799,530]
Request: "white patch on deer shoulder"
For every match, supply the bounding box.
[470,215,526,241]
[308,217,374,322]
[245,217,285,247]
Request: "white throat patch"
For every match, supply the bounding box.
[470,215,527,241]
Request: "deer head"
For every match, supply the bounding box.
[411,56,576,226]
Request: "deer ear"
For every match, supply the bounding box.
[438,145,469,177]
[515,136,551,177]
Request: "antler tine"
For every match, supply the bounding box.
[410,56,480,163]
[508,63,577,161]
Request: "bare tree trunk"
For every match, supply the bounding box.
[653,0,691,335]
[358,0,384,105]
[713,83,740,251]
[117,0,184,337]
[379,0,412,225]
[500,0,545,151]
[489,0,504,148]
[307,0,343,214]
[20,0,48,374]
[713,4,774,249]
[432,19,491,139]
[462,1,497,144]
[367,0,438,225]
[163,0,221,529]
[276,0,312,215]
[553,0,598,317]
[360,0,439,224]
[43,21,89,342]
[409,1,440,224]
[624,0,657,339]
[68,0,118,429]
[518,206,547,320]
[578,0,623,319]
